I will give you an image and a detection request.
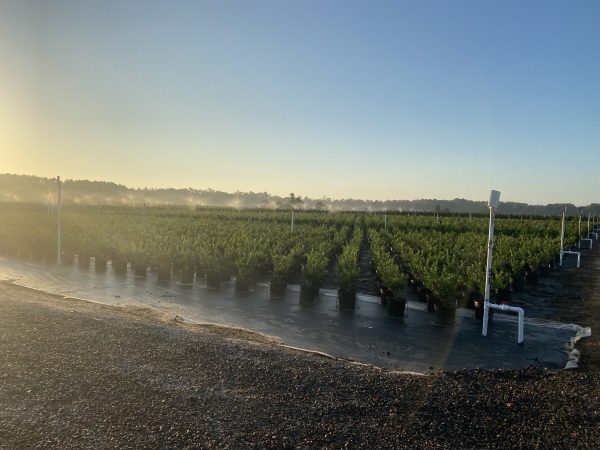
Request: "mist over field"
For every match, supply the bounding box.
[1,173,598,216]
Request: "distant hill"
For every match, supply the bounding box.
[1,173,598,216]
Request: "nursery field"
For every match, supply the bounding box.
[0,203,591,324]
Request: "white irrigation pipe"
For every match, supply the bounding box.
[481,190,524,344]
[488,303,525,344]
[560,211,581,268]
[56,176,62,265]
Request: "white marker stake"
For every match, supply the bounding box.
[291,208,295,232]
[56,176,62,265]
[482,190,500,339]
[578,214,582,249]
[482,190,525,343]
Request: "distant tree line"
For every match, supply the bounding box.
[1,173,598,217]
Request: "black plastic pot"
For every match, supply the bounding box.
[495,288,512,304]
[94,257,107,272]
[474,301,495,321]
[433,303,456,325]
[379,287,393,306]
[538,264,551,277]
[235,276,252,293]
[299,285,319,302]
[157,264,171,281]
[426,293,436,314]
[206,274,221,290]
[386,296,406,317]
[64,253,76,266]
[31,249,48,263]
[525,270,539,284]
[180,266,195,284]
[463,289,482,309]
[512,275,526,292]
[338,288,356,309]
[269,281,286,299]
[112,259,128,274]
[77,254,90,270]
[133,262,147,277]
[415,283,428,302]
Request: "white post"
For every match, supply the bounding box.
[588,213,591,236]
[291,208,295,232]
[578,214,582,249]
[560,211,565,266]
[384,212,387,229]
[482,190,500,338]
[481,190,526,345]
[560,210,582,268]
[56,176,62,265]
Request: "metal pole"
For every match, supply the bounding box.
[291,208,294,232]
[384,213,387,229]
[560,211,565,266]
[578,214,582,249]
[57,176,62,265]
[482,205,495,337]
[588,213,591,236]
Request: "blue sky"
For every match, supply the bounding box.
[1,0,599,204]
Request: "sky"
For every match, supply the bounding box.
[1,0,599,205]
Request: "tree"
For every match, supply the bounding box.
[288,193,303,208]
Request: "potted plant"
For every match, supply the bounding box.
[493,268,513,304]
[378,257,406,317]
[94,253,108,272]
[300,248,328,301]
[77,253,91,270]
[427,271,460,325]
[234,251,260,294]
[336,231,361,308]
[336,251,360,308]
[270,252,295,299]
[203,254,227,290]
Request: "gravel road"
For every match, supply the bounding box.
[0,282,598,449]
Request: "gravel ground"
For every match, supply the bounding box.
[1,282,599,449]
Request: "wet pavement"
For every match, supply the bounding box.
[0,257,584,373]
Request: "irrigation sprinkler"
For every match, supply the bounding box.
[560,211,581,268]
[56,176,62,265]
[482,190,524,344]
